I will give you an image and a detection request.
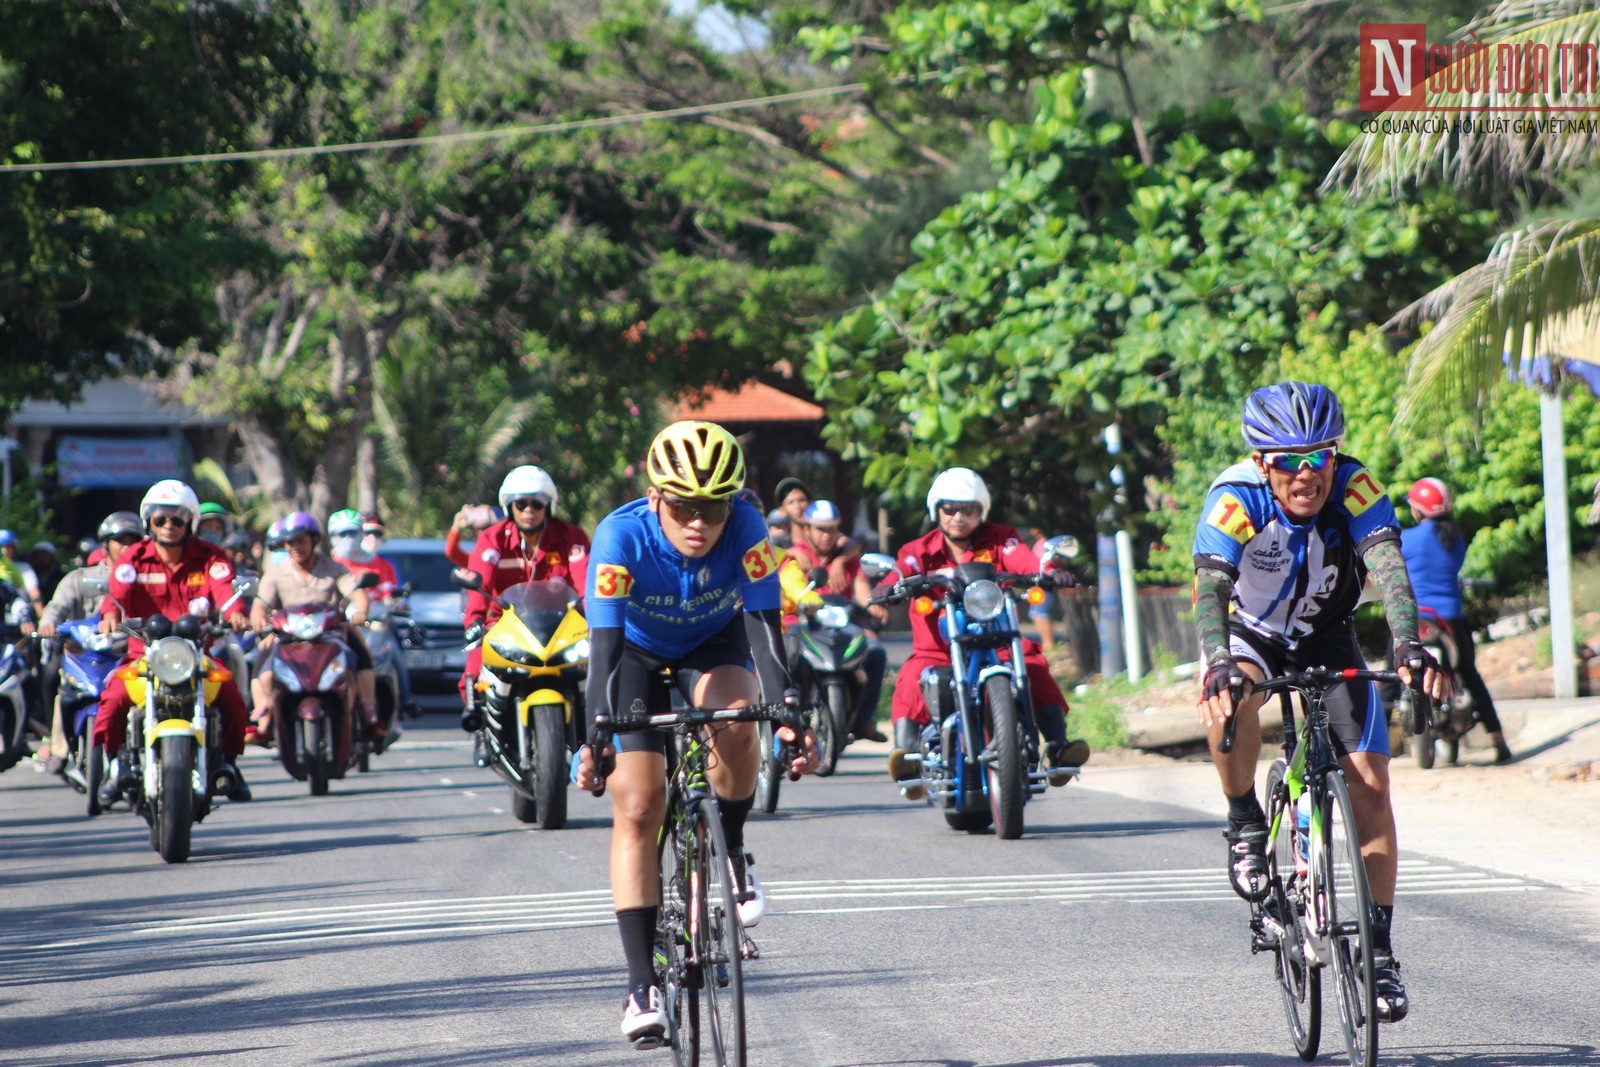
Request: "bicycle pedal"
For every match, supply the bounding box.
[630,1032,668,1051]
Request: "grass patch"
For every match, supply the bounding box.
[1066,685,1132,751]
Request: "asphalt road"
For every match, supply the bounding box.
[3,719,1597,1067]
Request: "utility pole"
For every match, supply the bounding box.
[1104,423,1143,682]
[1538,365,1577,698]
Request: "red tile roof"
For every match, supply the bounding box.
[673,381,823,424]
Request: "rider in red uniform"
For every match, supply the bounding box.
[458,465,592,720]
[880,468,1089,796]
[92,480,253,808]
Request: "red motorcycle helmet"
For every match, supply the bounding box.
[1407,477,1452,518]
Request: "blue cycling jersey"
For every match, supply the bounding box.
[585,497,782,659]
[1192,457,1400,648]
[1401,520,1466,618]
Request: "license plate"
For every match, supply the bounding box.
[407,651,446,670]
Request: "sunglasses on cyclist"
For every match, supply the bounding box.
[662,496,732,526]
[148,513,190,529]
[507,496,548,512]
[1262,447,1336,473]
[938,502,982,518]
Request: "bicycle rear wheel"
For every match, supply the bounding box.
[1264,760,1320,1060]
[1322,772,1378,1067]
[692,801,745,1067]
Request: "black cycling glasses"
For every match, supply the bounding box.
[1263,447,1336,473]
[508,496,549,512]
[937,502,982,518]
[663,496,732,526]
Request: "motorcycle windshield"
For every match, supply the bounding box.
[501,581,579,636]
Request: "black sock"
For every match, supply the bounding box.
[718,792,755,857]
[1372,905,1394,954]
[616,907,659,990]
[1227,789,1266,831]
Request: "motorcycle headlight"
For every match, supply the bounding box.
[963,580,1005,622]
[563,638,591,663]
[286,613,325,641]
[148,637,198,686]
[490,640,538,666]
[815,605,850,629]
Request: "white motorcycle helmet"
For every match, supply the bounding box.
[926,467,991,522]
[139,479,201,528]
[498,465,559,514]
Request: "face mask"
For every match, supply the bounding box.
[199,529,224,545]
[332,534,371,562]
[361,534,383,557]
[269,549,288,568]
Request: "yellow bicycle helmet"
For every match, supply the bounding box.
[647,421,746,499]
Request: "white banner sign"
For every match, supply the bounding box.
[57,435,182,488]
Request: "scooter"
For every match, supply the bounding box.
[264,602,369,794]
[0,582,36,773]
[355,596,405,747]
[53,610,126,792]
[790,566,875,777]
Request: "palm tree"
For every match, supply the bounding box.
[1327,0,1600,417]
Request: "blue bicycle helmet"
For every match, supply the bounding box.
[1241,381,1345,451]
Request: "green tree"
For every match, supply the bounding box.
[0,1,310,417]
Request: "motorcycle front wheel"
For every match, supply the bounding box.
[303,718,329,796]
[982,676,1025,840]
[811,690,840,778]
[756,721,781,814]
[155,736,195,864]
[531,704,568,830]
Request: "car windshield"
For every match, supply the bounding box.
[385,551,459,594]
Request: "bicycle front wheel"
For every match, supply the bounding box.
[692,800,745,1066]
[1264,759,1320,1060]
[658,819,697,1065]
[1322,772,1378,1067]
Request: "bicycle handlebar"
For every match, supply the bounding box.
[584,703,798,797]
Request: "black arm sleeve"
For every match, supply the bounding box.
[743,608,794,702]
[584,626,625,728]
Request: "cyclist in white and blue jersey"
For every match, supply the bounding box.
[573,420,816,1046]
[1191,381,1450,1025]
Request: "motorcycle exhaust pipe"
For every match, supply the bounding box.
[210,764,239,798]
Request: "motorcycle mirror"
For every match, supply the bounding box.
[353,571,381,591]
[1041,534,1080,563]
[146,615,173,640]
[81,577,109,599]
[231,576,259,599]
[173,614,204,642]
[451,569,483,591]
[859,552,898,582]
[807,566,829,587]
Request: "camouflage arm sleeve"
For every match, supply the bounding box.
[1362,538,1418,646]
[1194,567,1235,666]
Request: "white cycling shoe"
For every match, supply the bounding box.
[734,850,765,927]
[621,984,666,1045]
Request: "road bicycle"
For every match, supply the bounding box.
[590,699,796,1067]
[1224,665,1427,1067]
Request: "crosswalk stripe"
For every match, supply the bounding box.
[0,857,1537,961]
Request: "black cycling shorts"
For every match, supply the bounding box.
[610,617,751,756]
[1228,620,1389,758]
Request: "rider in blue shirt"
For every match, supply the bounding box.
[574,420,815,1047]
[1400,478,1511,764]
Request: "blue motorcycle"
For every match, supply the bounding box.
[864,538,1076,840]
[53,615,126,792]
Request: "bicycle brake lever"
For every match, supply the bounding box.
[1218,673,1244,754]
[586,718,614,798]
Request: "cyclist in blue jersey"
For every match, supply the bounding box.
[1192,381,1450,1025]
[1401,477,1512,764]
[573,420,818,1046]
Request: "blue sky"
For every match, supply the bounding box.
[666,0,771,53]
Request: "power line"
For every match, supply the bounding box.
[0,82,868,174]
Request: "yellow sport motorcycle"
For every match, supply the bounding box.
[459,576,588,829]
[93,578,255,864]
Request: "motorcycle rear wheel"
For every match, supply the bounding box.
[0,701,22,772]
[156,736,195,864]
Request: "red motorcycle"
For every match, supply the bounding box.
[264,604,371,795]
